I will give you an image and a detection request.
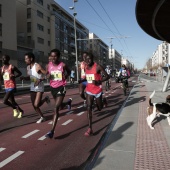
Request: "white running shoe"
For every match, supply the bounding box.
[36,117,46,123]
[13,109,19,117]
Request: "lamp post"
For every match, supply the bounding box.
[69,0,79,82]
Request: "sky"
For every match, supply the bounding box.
[55,0,162,69]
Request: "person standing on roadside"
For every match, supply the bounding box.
[0,55,24,118]
[78,52,88,107]
[20,52,50,123]
[84,53,109,136]
[45,49,72,139]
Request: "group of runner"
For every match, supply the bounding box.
[0,49,110,139]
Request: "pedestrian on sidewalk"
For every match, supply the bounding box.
[0,54,24,118]
[70,68,75,84]
[45,49,71,139]
[20,52,50,123]
[78,52,88,107]
[84,53,109,136]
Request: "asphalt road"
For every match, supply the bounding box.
[0,76,137,170]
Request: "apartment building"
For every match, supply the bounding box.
[16,0,89,71]
[109,48,121,71]
[0,1,18,67]
[88,33,109,67]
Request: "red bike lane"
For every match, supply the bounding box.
[0,77,137,169]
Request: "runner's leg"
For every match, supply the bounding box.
[3,91,16,109]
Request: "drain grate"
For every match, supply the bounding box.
[134,85,170,170]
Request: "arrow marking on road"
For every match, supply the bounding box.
[0,151,24,168]
[22,130,39,138]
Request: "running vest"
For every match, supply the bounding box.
[48,61,66,88]
[85,63,102,94]
[80,61,86,79]
[27,63,44,92]
[1,64,16,89]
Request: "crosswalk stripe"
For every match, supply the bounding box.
[0,148,6,152]
[38,136,46,141]
[62,119,73,125]
[0,151,24,168]
[22,130,39,138]
[77,111,84,116]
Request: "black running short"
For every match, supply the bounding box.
[50,86,66,98]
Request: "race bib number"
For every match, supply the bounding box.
[51,71,62,81]
[3,72,10,81]
[86,74,95,83]
[30,76,37,82]
[122,70,127,76]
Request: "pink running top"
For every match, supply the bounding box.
[48,61,66,88]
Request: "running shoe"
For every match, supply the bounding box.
[67,98,72,111]
[84,128,93,136]
[36,117,46,123]
[45,96,51,104]
[83,100,87,107]
[17,112,24,118]
[13,109,19,117]
[45,131,54,139]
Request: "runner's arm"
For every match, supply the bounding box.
[98,64,109,83]
[12,66,22,78]
[63,63,71,79]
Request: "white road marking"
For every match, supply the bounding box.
[0,148,6,152]
[22,130,39,138]
[77,105,83,108]
[132,81,136,82]
[48,118,60,124]
[38,136,46,141]
[67,111,73,115]
[77,111,84,116]
[0,151,24,168]
[62,119,73,125]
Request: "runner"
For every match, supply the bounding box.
[45,49,72,139]
[20,52,50,123]
[85,53,109,136]
[0,54,24,118]
[78,52,88,107]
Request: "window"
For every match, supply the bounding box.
[0,5,1,17]
[27,8,31,18]
[48,29,50,34]
[47,4,50,10]
[37,10,43,18]
[0,23,2,36]
[47,17,50,22]
[37,37,44,44]
[27,0,31,5]
[48,41,50,46]
[37,0,43,6]
[0,41,1,49]
[27,22,31,32]
[37,24,44,31]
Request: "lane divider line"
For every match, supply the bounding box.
[62,119,73,125]
[0,148,6,152]
[22,130,39,138]
[38,136,46,141]
[77,111,85,116]
[0,151,24,168]
[67,111,73,115]
[48,118,60,124]
[77,105,83,108]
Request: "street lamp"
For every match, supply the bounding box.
[69,0,79,82]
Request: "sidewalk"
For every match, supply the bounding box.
[91,78,170,170]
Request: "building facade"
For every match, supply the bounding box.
[88,33,109,67]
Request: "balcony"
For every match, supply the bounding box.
[17,37,35,49]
